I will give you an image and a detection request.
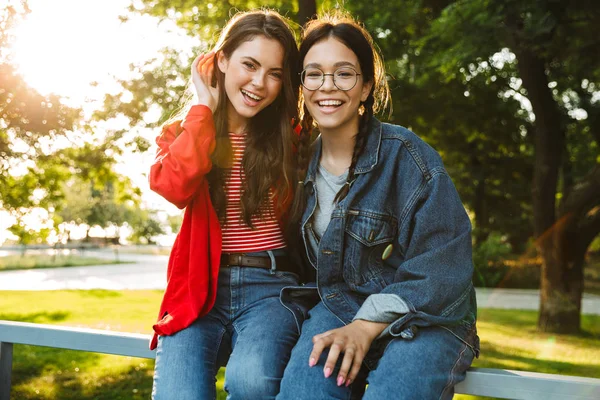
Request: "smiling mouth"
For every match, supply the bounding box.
[317,99,343,108]
[241,89,264,102]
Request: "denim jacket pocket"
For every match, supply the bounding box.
[345,210,396,246]
[343,211,397,292]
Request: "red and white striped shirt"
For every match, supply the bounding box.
[221,132,286,252]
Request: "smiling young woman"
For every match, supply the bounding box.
[278,12,479,400]
[148,10,307,400]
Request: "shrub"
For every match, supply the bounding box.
[472,232,512,287]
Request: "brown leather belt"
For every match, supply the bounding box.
[220,253,296,273]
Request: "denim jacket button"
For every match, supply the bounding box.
[382,244,393,260]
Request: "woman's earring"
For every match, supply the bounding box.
[358,104,365,116]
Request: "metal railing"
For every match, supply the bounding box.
[1,320,600,400]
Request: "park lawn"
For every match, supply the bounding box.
[0,291,598,400]
[0,254,131,271]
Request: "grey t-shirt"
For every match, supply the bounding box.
[307,164,347,261]
[312,164,348,238]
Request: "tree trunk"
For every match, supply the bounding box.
[513,48,576,332]
[536,215,582,333]
[297,0,317,26]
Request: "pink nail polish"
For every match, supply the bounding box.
[337,376,344,386]
[345,378,352,387]
[309,358,316,367]
[324,367,332,378]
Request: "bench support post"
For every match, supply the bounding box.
[0,342,13,400]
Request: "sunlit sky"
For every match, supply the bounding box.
[2,0,194,244]
[11,0,193,106]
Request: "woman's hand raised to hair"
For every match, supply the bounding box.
[309,319,388,387]
[191,52,219,113]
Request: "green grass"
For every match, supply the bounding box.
[0,291,598,399]
[0,254,131,271]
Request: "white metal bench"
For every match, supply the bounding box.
[1,320,599,399]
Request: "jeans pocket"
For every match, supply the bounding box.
[279,286,320,334]
[441,321,480,359]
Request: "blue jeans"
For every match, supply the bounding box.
[152,251,301,400]
[277,302,477,400]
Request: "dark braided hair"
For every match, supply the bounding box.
[287,12,390,229]
[334,95,375,202]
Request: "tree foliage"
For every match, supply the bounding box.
[0,4,80,210]
[1,2,151,245]
[127,208,166,244]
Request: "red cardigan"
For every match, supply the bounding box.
[148,105,292,349]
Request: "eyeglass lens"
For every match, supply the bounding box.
[301,67,359,91]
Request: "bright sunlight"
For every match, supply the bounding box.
[10,0,194,107]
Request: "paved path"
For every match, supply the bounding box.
[1,250,599,314]
[475,288,600,315]
[0,250,168,290]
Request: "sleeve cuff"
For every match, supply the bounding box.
[353,294,410,340]
[353,293,410,323]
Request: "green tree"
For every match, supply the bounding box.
[83,177,141,242]
[8,219,51,247]
[0,3,79,212]
[127,208,166,245]
[167,213,183,234]
[56,178,93,242]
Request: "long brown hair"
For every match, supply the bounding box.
[288,12,390,228]
[167,10,300,226]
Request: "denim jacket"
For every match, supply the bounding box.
[284,117,479,365]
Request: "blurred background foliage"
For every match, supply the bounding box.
[1,0,599,332]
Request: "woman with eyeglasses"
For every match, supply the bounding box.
[278,12,479,399]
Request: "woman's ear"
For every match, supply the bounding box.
[217,51,228,74]
[361,80,374,103]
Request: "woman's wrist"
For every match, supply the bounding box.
[351,319,388,340]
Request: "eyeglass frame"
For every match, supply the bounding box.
[298,66,362,91]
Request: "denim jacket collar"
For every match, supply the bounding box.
[304,118,383,187]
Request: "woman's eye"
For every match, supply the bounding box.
[270,72,283,79]
[243,61,256,70]
[336,72,354,79]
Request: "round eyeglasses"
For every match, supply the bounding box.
[299,67,361,91]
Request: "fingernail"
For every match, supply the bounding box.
[337,376,344,386]
[309,357,316,367]
[345,378,352,387]
[324,367,332,378]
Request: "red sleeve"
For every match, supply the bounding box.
[149,105,216,209]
